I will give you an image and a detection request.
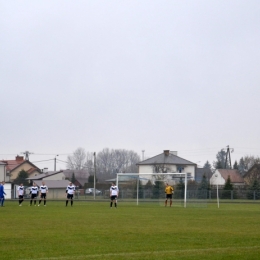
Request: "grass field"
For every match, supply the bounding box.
[1,200,260,260]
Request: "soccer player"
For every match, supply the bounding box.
[110,182,119,208]
[38,181,48,206]
[30,183,39,206]
[65,182,75,207]
[0,181,6,207]
[17,183,24,206]
[165,183,174,207]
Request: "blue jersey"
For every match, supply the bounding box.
[0,185,6,197]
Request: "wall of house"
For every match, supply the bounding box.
[210,171,225,185]
[138,165,154,173]
[10,164,36,181]
[0,165,5,181]
[138,165,195,180]
[28,170,41,178]
[43,172,65,181]
[47,188,67,199]
[184,165,195,179]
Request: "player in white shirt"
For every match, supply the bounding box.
[65,182,75,207]
[17,183,24,206]
[30,183,39,206]
[38,181,48,206]
[110,182,119,208]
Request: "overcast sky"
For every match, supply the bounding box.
[1,0,260,171]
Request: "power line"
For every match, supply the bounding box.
[56,159,68,164]
[31,159,55,163]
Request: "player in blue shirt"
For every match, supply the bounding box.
[0,181,6,207]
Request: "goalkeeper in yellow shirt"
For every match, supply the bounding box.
[165,183,174,207]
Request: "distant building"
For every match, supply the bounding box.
[243,163,260,185]
[62,169,89,188]
[0,156,41,182]
[0,162,7,182]
[136,150,197,181]
[33,180,71,199]
[195,168,213,183]
[27,170,66,183]
[210,169,245,188]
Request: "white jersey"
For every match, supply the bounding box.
[30,186,39,194]
[110,185,119,196]
[66,185,75,195]
[40,185,48,194]
[17,186,24,196]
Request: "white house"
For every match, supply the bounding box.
[136,150,197,184]
[210,169,244,188]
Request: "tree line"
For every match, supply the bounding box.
[66,147,140,180]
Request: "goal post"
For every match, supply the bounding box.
[116,172,188,208]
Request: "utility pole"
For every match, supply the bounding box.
[94,152,97,200]
[54,155,59,171]
[142,150,145,161]
[224,145,234,169]
[21,151,33,161]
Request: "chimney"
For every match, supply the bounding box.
[16,155,24,161]
[164,150,170,156]
[43,168,48,174]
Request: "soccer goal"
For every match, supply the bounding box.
[116,173,188,208]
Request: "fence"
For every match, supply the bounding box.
[4,188,260,202]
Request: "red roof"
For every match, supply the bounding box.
[1,159,25,171]
[217,169,244,183]
[0,156,40,173]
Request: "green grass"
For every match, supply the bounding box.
[1,200,260,260]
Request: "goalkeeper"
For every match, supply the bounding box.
[165,183,174,207]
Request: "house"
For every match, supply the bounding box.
[0,162,7,182]
[27,170,66,183]
[137,150,197,177]
[0,156,41,182]
[25,170,76,199]
[62,169,90,188]
[14,180,71,199]
[0,162,12,199]
[210,169,245,188]
[243,163,260,185]
[195,168,213,183]
[34,180,71,199]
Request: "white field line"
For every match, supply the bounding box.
[19,246,260,260]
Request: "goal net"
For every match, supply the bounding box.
[116,173,188,207]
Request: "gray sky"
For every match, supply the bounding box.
[1,0,260,171]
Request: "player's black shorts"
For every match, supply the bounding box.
[31,194,37,199]
[67,194,73,199]
[19,195,24,199]
[166,194,173,199]
[40,193,47,199]
[110,195,117,200]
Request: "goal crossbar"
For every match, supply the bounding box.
[116,173,187,208]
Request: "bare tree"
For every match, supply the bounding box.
[97,148,140,175]
[96,148,115,175]
[67,147,89,170]
[124,150,140,173]
[243,155,260,170]
[67,147,140,178]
